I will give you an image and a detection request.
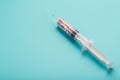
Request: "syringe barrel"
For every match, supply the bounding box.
[57,18,90,46]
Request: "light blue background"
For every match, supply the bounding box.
[0,0,120,79]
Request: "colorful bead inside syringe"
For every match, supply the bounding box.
[57,18,79,38]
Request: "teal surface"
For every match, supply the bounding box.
[0,0,120,79]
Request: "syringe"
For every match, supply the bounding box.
[56,18,113,69]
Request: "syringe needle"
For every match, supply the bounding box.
[51,14,58,23]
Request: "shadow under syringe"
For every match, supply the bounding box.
[56,27,114,73]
